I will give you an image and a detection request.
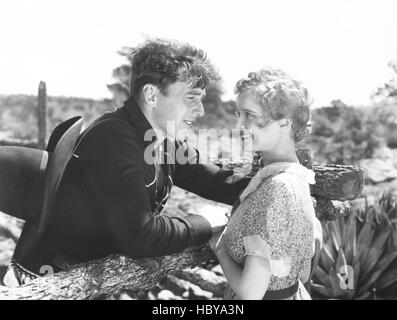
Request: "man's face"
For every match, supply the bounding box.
[152,81,206,139]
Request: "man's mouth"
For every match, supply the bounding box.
[183,120,195,128]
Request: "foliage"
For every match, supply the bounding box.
[373,55,397,99]
[308,100,387,165]
[0,94,114,140]
[311,193,397,300]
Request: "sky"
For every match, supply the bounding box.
[0,0,396,107]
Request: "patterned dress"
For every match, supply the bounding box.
[222,162,319,300]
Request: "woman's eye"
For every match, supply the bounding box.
[245,112,255,119]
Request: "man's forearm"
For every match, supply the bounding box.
[122,215,212,258]
[175,163,250,206]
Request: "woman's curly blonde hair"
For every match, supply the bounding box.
[235,67,313,142]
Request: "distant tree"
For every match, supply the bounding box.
[370,54,397,148]
[0,95,113,140]
[373,54,397,99]
[107,48,236,130]
[107,48,133,107]
[309,100,386,164]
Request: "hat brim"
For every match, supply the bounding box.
[37,116,83,236]
[12,116,83,265]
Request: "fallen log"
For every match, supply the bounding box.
[313,198,352,221]
[160,274,214,300]
[312,164,365,201]
[169,267,227,297]
[250,149,365,202]
[160,274,191,296]
[0,245,216,300]
[295,149,364,201]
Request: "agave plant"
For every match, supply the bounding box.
[311,193,397,299]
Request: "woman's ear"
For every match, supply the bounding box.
[142,84,158,108]
[279,119,290,128]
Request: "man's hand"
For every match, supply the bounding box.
[225,173,246,184]
[188,204,229,234]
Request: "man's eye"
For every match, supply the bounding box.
[235,111,241,118]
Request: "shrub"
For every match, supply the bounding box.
[311,193,397,299]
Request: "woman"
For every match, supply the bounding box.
[209,67,322,300]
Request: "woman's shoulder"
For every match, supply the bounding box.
[255,173,295,199]
[239,176,294,219]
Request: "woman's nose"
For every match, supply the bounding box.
[236,117,246,130]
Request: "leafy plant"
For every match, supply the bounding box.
[311,193,397,299]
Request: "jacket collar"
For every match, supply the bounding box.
[123,96,158,150]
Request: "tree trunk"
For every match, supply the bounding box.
[0,245,216,300]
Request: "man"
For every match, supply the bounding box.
[5,39,250,285]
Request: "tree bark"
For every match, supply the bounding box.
[313,198,352,221]
[311,164,365,201]
[0,245,216,300]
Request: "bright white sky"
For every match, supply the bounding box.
[0,0,396,107]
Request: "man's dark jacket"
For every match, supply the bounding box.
[23,97,249,273]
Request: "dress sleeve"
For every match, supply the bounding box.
[240,178,312,279]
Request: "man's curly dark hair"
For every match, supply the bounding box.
[129,38,220,99]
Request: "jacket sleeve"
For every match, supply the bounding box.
[75,120,212,258]
[173,140,251,205]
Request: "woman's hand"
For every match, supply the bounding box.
[208,229,227,256]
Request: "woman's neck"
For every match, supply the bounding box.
[260,145,299,168]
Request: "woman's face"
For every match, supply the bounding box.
[236,91,283,152]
